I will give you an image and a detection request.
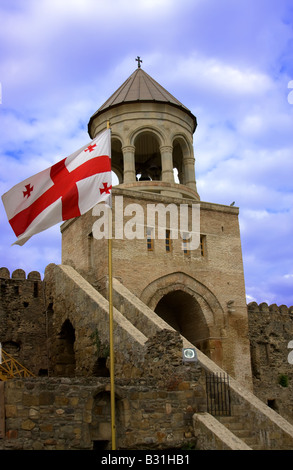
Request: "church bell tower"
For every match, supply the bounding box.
[87,58,200,201]
[61,59,253,388]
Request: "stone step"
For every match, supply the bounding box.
[193,413,252,450]
[216,416,261,449]
[217,416,245,431]
[233,429,253,439]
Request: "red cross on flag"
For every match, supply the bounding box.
[2,128,112,245]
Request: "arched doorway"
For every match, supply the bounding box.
[154,290,210,353]
[141,273,225,366]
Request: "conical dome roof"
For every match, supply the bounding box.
[88,67,196,135]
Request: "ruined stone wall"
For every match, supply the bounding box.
[248,302,293,424]
[0,328,205,450]
[0,267,47,376]
[1,263,293,432]
[0,374,206,450]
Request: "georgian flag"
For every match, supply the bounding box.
[2,129,112,246]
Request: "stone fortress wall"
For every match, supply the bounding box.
[247,301,293,424]
[0,267,47,377]
[1,266,293,450]
[0,266,292,424]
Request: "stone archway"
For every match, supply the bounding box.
[141,272,225,366]
[133,130,162,181]
[154,289,209,350]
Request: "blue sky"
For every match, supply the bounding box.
[0,0,293,306]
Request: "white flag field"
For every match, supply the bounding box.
[1,129,112,246]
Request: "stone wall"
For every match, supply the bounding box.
[0,268,47,376]
[248,302,293,424]
[0,375,205,450]
[1,265,293,426]
[0,327,205,451]
[1,264,293,449]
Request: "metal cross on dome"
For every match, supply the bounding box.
[135,56,143,68]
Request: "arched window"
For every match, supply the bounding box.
[172,137,188,185]
[134,132,161,181]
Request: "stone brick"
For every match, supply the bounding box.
[178,382,190,391]
[55,396,69,406]
[40,423,53,432]
[23,394,39,407]
[6,429,18,439]
[156,431,166,442]
[21,419,35,431]
[44,439,57,446]
[29,407,39,419]
[39,392,54,405]
[5,405,17,418]
[69,397,79,406]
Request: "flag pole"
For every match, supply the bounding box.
[107,120,116,450]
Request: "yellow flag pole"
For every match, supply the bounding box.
[107,120,116,450]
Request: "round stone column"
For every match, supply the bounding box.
[183,156,197,191]
[122,145,136,183]
[160,145,174,183]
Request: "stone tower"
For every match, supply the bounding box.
[61,62,253,387]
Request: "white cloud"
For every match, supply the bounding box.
[288,80,293,104]
[159,53,274,101]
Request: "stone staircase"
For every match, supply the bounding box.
[216,415,261,450]
[110,276,293,450]
[192,371,293,450]
[193,413,252,450]
[192,360,293,450]
[193,399,293,450]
